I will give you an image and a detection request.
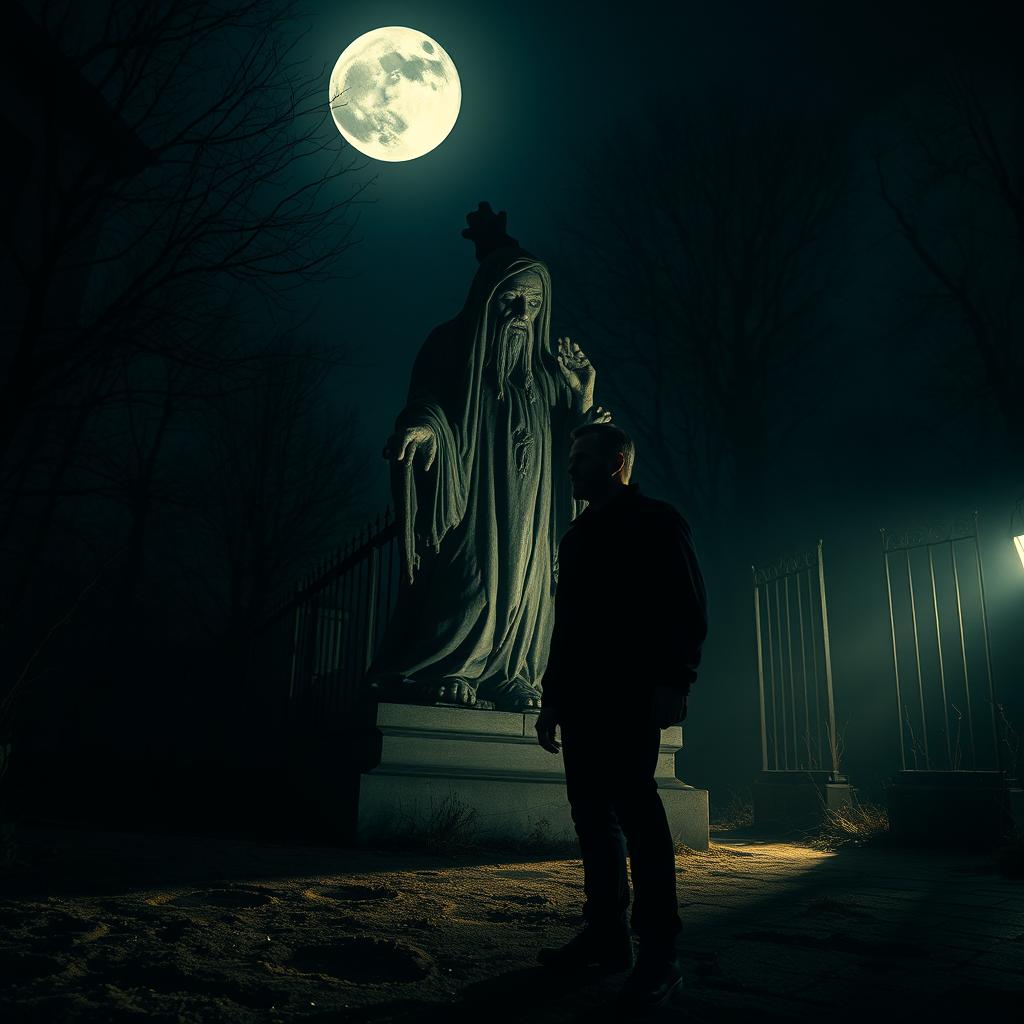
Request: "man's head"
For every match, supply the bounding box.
[568,423,635,502]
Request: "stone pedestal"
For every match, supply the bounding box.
[887,770,1017,848]
[357,702,709,850]
[753,770,853,831]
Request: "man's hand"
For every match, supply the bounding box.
[534,707,561,754]
[653,686,687,729]
[383,425,437,471]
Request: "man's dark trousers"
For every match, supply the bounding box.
[560,702,681,950]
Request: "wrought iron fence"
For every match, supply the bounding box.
[881,513,1000,772]
[752,541,840,776]
[262,509,400,731]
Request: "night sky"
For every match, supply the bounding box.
[304,0,1017,505]
[4,0,1023,817]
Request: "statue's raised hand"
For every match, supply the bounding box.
[384,425,437,471]
[557,336,597,411]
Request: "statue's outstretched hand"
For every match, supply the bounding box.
[384,425,437,471]
[557,337,597,410]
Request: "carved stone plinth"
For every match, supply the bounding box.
[357,702,709,850]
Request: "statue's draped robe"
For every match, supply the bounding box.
[369,250,582,700]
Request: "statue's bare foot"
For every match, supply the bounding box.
[409,679,477,707]
[491,682,543,713]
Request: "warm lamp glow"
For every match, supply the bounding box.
[1015,534,1024,571]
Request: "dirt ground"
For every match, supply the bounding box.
[1,825,1022,1023]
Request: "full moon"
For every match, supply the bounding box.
[328,27,461,162]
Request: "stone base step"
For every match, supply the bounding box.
[357,702,709,850]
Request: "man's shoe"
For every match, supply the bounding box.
[615,952,682,1010]
[537,926,634,973]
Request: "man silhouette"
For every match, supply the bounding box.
[534,423,707,1010]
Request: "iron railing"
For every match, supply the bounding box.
[881,513,1000,772]
[263,509,400,731]
[752,541,840,777]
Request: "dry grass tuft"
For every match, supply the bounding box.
[419,794,482,852]
[673,841,705,856]
[806,799,889,851]
[372,793,482,853]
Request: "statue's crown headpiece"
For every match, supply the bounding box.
[461,201,519,263]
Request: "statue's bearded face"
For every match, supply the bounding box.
[491,271,544,328]
[489,270,544,382]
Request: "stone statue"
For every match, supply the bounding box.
[368,203,609,712]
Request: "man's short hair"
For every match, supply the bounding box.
[570,422,635,484]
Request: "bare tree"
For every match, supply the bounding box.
[0,0,372,633]
[1,0,371,555]
[0,1,371,776]
[560,105,847,525]
[68,342,236,617]
[175,336,367,644]
[875,67,1024,461]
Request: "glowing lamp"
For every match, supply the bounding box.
[1015,534,1024,571]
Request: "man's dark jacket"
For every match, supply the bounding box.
[541,485,707,717]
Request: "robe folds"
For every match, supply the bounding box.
[368,247,585,701]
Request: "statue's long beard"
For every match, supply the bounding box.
[505,322,529,368]
[494,318,536,402]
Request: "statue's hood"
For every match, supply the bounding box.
[452,245,556,405]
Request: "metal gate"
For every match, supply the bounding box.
[752,541,841,778]
[881,514,1001,772]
